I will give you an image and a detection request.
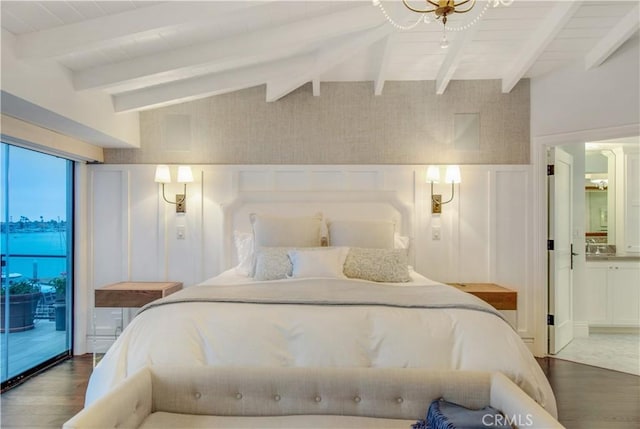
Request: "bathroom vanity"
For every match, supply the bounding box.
[585,256,640,327]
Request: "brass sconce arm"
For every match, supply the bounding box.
[160,183,187,205]
[427,165,461,214]
[159,183,188,213]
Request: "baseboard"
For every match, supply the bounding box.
[521,337,535,354]
[87,336,116,353]
[589,326,640,335]
[573,321,589,338]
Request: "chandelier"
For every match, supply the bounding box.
[402,0,476,26]
[373,0,514,48]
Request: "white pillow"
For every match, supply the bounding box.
[250,213,323,248]
[233,231,254,276]
[288,247,349,279]
[394,232,410,249]
[328,220,395,248]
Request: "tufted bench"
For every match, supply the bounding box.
[64,366,563,428]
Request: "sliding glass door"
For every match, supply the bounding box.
[1,143,73,389]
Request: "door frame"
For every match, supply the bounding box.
[531,123,640,357]
[0,142,75,389]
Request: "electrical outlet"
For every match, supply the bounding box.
[432,226,441,241]
[177,226,185,240]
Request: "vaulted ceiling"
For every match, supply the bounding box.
[2,0,639,114]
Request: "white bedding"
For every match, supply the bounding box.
[86,270,557,417]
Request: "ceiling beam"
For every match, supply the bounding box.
[74,4,384,92]
[435,24,481,95]
[265,24,394,102]
[112,55,314,113]
[15,2,266,59]
[501,1,582,93]
[116,22,395,112]
[374,35,393,96]
[585,4,639,70]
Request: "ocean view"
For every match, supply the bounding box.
[2,231,69,281]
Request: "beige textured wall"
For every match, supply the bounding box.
[104,79,530,165]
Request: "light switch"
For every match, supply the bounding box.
[432,226,441,241]
[177,226,185,240]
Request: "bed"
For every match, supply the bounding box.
[85,193,557,418]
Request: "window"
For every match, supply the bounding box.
[1,143,73,389]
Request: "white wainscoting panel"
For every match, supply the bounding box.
[89,168,130,342]
[458,169,491,283]
[84,164,537,352]
[495,168,533,336]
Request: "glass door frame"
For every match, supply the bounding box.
[1,142,74,391]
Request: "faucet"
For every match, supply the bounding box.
[586,239,598,254]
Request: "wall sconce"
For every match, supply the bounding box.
[154,165,193,213]
[426,165,461,214]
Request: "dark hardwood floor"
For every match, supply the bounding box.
[0,355,638,428]
[0,355,92,429]
[536,357,640,429]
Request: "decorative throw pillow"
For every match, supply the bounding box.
[253,247,293,281]
[415,399,511,429]
[250,213,323,248]
[343,247,410,283]
[288,247,349,279]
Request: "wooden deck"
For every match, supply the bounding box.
[1,320,68,382]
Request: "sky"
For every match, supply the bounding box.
[1,144,68,222]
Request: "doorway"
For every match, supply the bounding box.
[547,136,640,374]
[1,143,74,390]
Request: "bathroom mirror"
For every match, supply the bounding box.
[585,149,615,246]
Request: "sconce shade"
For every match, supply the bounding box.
[155,165,192,213]
[177,166,194,183]
[426,165,440,183]
[445,165,462,184]
[154,165,171,183]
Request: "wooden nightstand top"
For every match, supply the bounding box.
[95,281,183,308]
[447,283,517,310]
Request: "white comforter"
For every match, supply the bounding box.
[86,270,557,417]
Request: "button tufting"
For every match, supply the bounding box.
[194,392,201,399]
[396,397,404,404]
[315,396,322,403]
[354,396,361,403]
[236,393,243,400]
[274,394,281,402]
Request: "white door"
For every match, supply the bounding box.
[548,147,575,354]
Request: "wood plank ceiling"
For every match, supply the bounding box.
[2,1,638,112]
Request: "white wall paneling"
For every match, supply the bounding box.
[89,168,130,345]
[495,168,532,337]
[85,164,536,353]
[624,151,640,253]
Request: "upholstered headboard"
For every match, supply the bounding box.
[221,191,413,270]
